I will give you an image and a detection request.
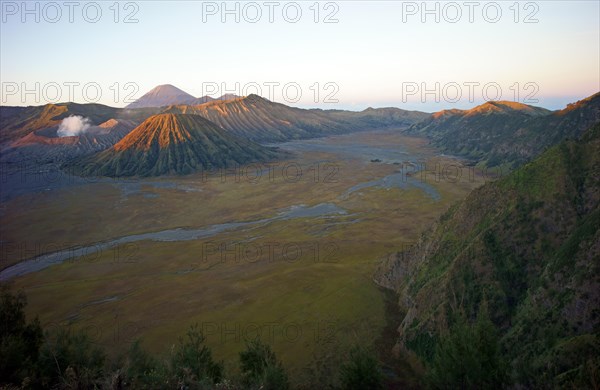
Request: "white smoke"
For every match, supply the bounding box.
[57,115,92,137]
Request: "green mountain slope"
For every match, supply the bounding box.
[408,93,600,168]
[375,123,600,387]
[69,113,279,177]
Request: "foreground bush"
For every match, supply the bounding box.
[239,338,289,390]
[339,346,383,390]
[0,284,43,385]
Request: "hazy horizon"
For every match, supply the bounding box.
[0,84,596,114]
[2,1,598,111]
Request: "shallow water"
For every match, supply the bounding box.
[0,203,348,281]
[343,172,440,201]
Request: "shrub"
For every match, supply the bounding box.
[339,345,383,390]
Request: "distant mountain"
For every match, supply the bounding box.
[185,94,240,105]
[408,93,600,168]
[125,84,197,109]
[374,122,600,387]
[215,93,241,101]
[326,106,430,128]
[186,96,214,106]
[164,95,429,142]
[69,113,279,177]
[125,85,245,108]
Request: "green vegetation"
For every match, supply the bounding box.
[339,346,384,390]
[168,325,224,387]
[239,339,289,390]
[38,327,106,388]
[377,122,600,388]
[427,301,507,389]
[0,284,43,384]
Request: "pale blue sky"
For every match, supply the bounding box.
[1,0,598,111]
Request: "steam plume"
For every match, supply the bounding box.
[57,115,91,137]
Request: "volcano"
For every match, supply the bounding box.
[125,84,197,109]
[71,113,278,177]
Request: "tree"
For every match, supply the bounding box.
[118,339,161,389]
[339,345,384,390]
[427,301,507,389]
[239,338,289,390]
[0,284,43,386]
[168,324,224,388]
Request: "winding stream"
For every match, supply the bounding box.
[0,203,347,281]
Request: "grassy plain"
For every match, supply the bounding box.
[1,131,486,384]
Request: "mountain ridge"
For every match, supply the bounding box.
[1,92,430,145]
[407,92,600,168]
[163,94,430,142]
